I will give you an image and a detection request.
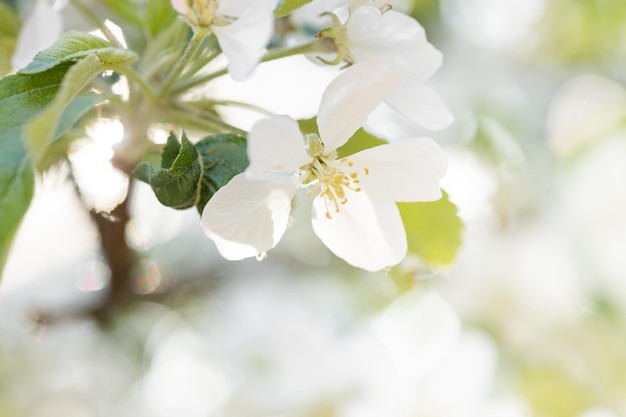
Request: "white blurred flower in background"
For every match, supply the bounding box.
[11,0,67,69]
[547,74,626,157]
[441,0,546,48]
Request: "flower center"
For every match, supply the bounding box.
[187,0,219,27]
[306,155,369,220]
[316,1,393,66]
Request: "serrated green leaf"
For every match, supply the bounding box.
[398,191,463,266]
[274,0,314,18]
[148,135,201,209]
[194,133,249,212]
[19,31,137,74]
[0,63,74,278]
[25,54,104,168]
[134,132,249,213]
[161,132,182,169]
[132,164,154,184]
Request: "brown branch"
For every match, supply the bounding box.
[88,180,134,318]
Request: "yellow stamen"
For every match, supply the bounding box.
[304,154,367,219]
[186,0,219,27]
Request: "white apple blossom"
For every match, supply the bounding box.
[201,59,447,271]
[319,0,454,130]
[348,0,391,14]
[11,0,67,70]
[171,0,280,80]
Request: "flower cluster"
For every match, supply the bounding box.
[7,0,452,273]
[171,0,281,80]
[193,0,453,270]
[317,0,453,129]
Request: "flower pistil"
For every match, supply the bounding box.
[177,0,235,28]
[302,134,368,219]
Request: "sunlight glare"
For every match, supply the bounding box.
[442,0,546,48]
[69,117,129,210]
[86,118,125,147]
[89,19,127,48]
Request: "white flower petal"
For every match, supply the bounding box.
[213,0,279,81]
[349,0,389,14]
[291,0,348,29]
[317,59,403,151]
[52,0,69,12]
[349,137,447,202]
[385,80,454,130]
[347,8,442,79]
[247,116,311,177]
[12,0,63,70]
[311,189,407,271]
[216,0,278,16]
[202,173,302,260]
[170,0,189,14]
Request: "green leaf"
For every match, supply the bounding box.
[19,32,130,167]
[100,0,142,26]
[53,95,101,139]
[297,117,388,158]
[398,191,463,266]
[39,94,103,170]
[145,0,178,37]
[19,31,138,74]
[0,2,19,35]
[161,132,182,169]
[0,63,74,278]
[25,54,104,167]
[134,132,249,213]
[336,128,388,158]
[0,2,20,76]
[297,116,318,135]
[274,0,314,18]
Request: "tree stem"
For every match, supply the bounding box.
[160,29,208,96]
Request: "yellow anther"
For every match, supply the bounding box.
[305,153,369,219]
[186,0,219,27]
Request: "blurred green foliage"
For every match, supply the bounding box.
[536,0,626,65]
[0,1,19,76]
